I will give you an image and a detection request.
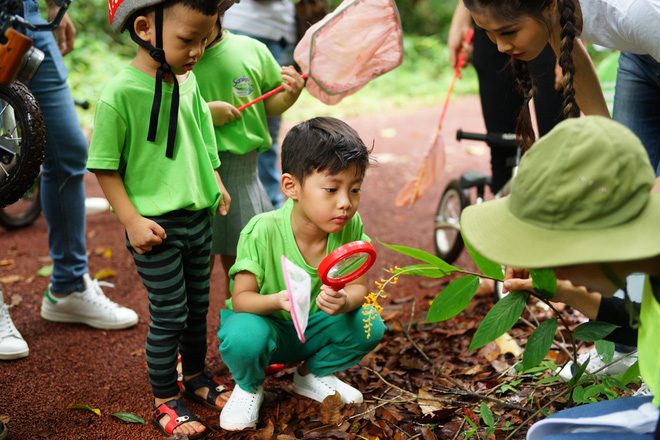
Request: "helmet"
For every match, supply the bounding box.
[108,0,164,33]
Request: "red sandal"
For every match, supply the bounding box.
[152,398,206,439]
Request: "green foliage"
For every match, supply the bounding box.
[426,275,480,322]
[574,321,619,342]
[111,412,146,424]
[469,290,527,351]
[530,268,557,300]
[464,239,505,280]
[522,318,557,371]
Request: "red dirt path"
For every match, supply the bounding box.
[0,96,489,439]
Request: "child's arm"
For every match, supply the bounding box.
[93,169,167,254]
[215,170,231,216]
[207,101,241,126]
[316,275,368,316]
[263,66,305,117]
[232,270,290,315]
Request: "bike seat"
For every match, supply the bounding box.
[459,171,491,188]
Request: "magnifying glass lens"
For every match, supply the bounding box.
[328,252,370,279]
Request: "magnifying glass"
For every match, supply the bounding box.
[317,240,377,291]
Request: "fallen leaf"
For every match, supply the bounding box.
[379,127,397,138]
[256,420,275,439]
[37,265,53,277]
[418,388,444,415]
[10,294,22,306]
[66,404,101,416]
[94,269,116,280]
[317,392,343,425]
[0,415,9,423]
[0,275,22,284]
[0,259,14,267]
[466,145,486,156]
[37,430,56,438]
[111,412,145,424]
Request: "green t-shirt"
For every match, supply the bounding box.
[87,66,222,217]
[639,275,660,406]
[228,198,370,321]
[193,32,283,155]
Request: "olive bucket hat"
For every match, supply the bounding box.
[460,116,660,269]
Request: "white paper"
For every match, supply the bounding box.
[281,255,311,343]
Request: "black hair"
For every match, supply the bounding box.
[463,0,578,151]
[164,0,219,16]
[281,117,372,185]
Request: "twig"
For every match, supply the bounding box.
[452,418,467,440]
[431,388,534,413]
[396,318,468,391]
[407,296,416,333]
[363,366,416,397]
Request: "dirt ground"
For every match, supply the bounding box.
[0,96,492,439]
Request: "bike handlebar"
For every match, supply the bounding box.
[456,129,519,149]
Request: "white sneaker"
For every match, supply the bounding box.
[85,197,110,216]
[219,385,264,431]
[292,368,363,404]
[633,382,653,397]
[557,347,638,381]
[41,273,138,330]
[0,290,29,360]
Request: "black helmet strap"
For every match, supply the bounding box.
[128,4,178,158]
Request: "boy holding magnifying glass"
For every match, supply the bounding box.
[217,116,386,431]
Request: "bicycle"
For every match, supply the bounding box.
[0,0,71,208]
[433,129,520,264]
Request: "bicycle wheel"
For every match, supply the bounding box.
[0,174,41,229]
[0,81,46,207]
[434,180,469,263]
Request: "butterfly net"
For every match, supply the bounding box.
[294,0,404,105]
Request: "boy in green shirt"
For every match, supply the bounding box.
[88,0,231,438]
[218,117,387,430]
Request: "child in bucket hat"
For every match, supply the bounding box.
[461,116,660,439]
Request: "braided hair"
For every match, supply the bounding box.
[463,0,579,150]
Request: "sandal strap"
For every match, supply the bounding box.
[182,371,227,406]
[152,398,197,435]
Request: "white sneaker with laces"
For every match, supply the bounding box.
[557,347,638,382]
[0,290,29,360]
[219,385,264,431]
[41,273,138,330]
[292,368,363,404]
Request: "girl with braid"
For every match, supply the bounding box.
[461,0,660,157]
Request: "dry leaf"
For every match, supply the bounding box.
[256,420,275,439]
[94,269,116,280]
[466,145,486,156]
[0,259,14,267]
[317,392,343,425]
[417,388,444,415]
[0,415,9,423]
[495,333,522,357]
[0,275,22,284]
[37,430,56,438]
[10,294,22,306]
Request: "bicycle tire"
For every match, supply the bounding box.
[0,81,45,207]
[433,180,469,263]
[0,174,41,229]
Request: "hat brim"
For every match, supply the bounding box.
[460,193,660,269]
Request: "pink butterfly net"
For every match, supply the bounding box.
[294,0,404,105]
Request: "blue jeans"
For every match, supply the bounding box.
[529,396,657,440]
[229,30,296,209]
[613,52,660,177]
[23,0,89,294]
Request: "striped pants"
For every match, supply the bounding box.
[127,209,213,398]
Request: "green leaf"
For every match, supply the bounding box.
[66,404,101,416]
[393,264,450,278]
[463,239,504,280]
[538,376,562,384]
[618,361,640,385]
[522,318,557,371]
[379,241,459,273]
[529,269,557,300]
[426,275,480,322]
[469,291,527,351]
[594,340,615,363]
[480,402,494,427]
[111,412,146,424]
[574,322,619,342]
[37,264,53,277]
[572,385,585,404]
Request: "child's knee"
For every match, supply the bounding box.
[218,313,274,360]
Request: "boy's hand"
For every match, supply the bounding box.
[207,101,241,126]
[215,172,231,216]
[316,285,348,316]
[126,216,167,254]
[280,66,304,105]
[277,290,291,313]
